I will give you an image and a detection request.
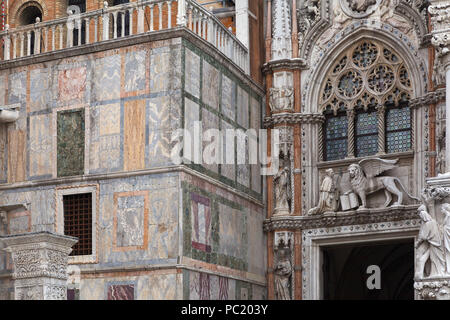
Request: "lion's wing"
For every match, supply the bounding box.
[358,158,398,178]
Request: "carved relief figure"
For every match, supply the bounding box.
[308,169,338,215]
[416,205,445,279]
[436,127,446,175]
[273,152,291,216]
[269,87,294,112]
[347,158,419,209]
[274,247,292,300]
[348,0,376,12]
[442,203,450,274]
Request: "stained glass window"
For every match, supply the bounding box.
[356,109,378,157]
[386,107,411,153]
[324,113,348,161]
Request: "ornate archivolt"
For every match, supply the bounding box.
[319,40,413,114]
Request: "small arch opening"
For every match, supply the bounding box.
[18,5,42,26]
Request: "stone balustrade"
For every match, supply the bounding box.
[0,0,249,73]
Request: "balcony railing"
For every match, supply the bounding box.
[0,0,249,73]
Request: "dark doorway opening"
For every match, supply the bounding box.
[18,5,43,54]
[322,239,414,300]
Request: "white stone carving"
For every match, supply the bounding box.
[347,158,419,209]
[273,154,292,217]
[308,169,339,215]
[0,232,77,300]
[269,72,294,112]
[340,0,382,18]
[415,280,450,300]
[274,231,294,300]
[272,0,292,60]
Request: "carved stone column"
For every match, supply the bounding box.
[429,1,450,172]
[0,232,77,300]
[346,108,355,158]
[414,175,450,300]
[376,104,386,155]
[271,0,292,60]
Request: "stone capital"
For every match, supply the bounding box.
[0,231,78,300]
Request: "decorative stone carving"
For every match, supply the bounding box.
[0,232,77,300]
[297,0,323,52]
[272,0,292,60]
[437,126,446,175]
[308,169,339,215]
[346,158,419,209]
[269,72,294,112]
[340,0,382,17]
[273,231,294,300]
[416,204,446,279]
[414,280,450,300]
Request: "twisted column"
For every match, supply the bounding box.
[377,104,386,154]
[346,108,355,158]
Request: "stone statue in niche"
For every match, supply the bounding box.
[346,158,419,209]
[416,205,446,279]
[442,203,450,274]
[308,169,339,215]
[274,240,292,300]
[273,151,292,216]
[436,127,446,175]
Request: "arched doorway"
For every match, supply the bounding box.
[17,3,43,54]
[322,239,414,300]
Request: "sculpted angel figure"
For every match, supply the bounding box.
[308,169,338,215]
[415,205,445,279]
[347,158,419,209]
[274,248,292,300]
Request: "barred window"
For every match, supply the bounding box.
[63,193,92,256]
[319,40,413,161]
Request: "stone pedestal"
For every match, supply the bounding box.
[0,231,77,300]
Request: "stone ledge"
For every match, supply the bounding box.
[263,204,420,231]
[262,58,308,74]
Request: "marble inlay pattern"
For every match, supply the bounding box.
[9,71,26,104]
[184,48,200,98]
[58,67,86,102]
[202,60,220,110]
[124,50,146,92]
[107,284,134,300]
[93,55,121,101]
[30,68,52,112]
[29,113,53,178]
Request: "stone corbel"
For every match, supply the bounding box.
[0,104,20,123]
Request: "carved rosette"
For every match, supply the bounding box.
[273,231,294,300]
[0,232,77,300]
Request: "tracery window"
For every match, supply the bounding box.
[320,40,413,161]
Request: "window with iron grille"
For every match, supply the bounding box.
[63,193,92,256]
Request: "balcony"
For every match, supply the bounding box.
[0,0,249,73]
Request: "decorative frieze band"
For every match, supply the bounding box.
[409,88,446,108]
[263,205,420,232]
[264,112,325,128]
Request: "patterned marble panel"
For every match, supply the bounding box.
[29,114,53,178]
[30,68,52,112]
[221,74,236,121]
[202,60,220,110]
[124,50,146,92]
[189,272,210,300]
[221,120,235,181]
[184,98,200,163]
[0,74,6,104]
[124,100,145,171]
[202,108,219,173]
[58,67,87,102]
[236,130,250,188]
[144,274,177,300]
[191,193,211,252]
[8,72,26,104]
[116,195,146,248]
[252,285,266,300]
[184,48,200,98]
[8,130,26,183]
[210,275,235,300]
[150,47,170,93]
[57,109,85,177]
[89,103,121,173]
[148,188,178,259]
[8,214,30,234]
[147,129,173,168]
[237,86,249,129]
[107,284,134,300]
[218,203,246,260]
[93,55,121,101]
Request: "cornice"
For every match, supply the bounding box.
[410,88,446,108]
[263,112,325,128]
[262,58,308,74]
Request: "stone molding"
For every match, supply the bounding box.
[262,58,307,74]
[264,112,325,128]
[264,205,420,232]
[409,88,446,108]
[414,279,450,300]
